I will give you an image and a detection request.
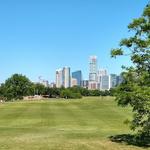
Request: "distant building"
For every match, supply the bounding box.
[81,80,89,89]
[38,76,49,87]
[72,70,82,86]
[88,81,98,90]
[89,56,98,90]
[97,69,108,90]
[100,75,109,90]
[71,78,78,87]
[89,56,97,81]
[56,67,71,88]
[50,82,56,88]
[42,80,49,87]
[63,67,71,88]
[109,74,117,89]
[56,69,63,88]
[97,69,107,76]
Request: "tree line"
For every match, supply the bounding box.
[0,74,114,101]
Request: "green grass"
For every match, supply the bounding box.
[0,97,148,150]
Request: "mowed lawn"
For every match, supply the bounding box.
[0,97,148,150]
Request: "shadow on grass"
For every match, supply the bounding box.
[109,134,150,148]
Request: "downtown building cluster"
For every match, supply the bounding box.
[56,67,82,88]
[55,56,123,90]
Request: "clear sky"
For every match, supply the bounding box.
[0,0,148,83]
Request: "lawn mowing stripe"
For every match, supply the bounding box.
[39,102,57,127]
[0,103,30,128]
[0,98,146,150]
[71,99,131,137]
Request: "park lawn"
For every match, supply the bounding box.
[0,97,148,150]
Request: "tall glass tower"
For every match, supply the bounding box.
[72,70,82,86]
[89,56,97,81]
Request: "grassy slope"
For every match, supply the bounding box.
[0,97,148,150]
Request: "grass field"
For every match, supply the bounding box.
[0,97,149,150]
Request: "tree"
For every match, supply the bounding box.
[89,90,101,96]
[111,4,150,138]
[80,88,90,96]
[60,89,82,99]
[44,87,61,98]
[0,74,32,101]
[33,83,46,95]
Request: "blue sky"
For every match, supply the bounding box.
[0,0,148,83]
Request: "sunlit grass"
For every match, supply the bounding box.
[0,97,148,150]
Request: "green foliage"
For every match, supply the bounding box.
[33,83,46,95]
[111,4,150,137]
[80,87,90,96]
[44,87,61,98]
[111,48,123,58]
[0,75,113,100]
[0,74,32,101]
[60,89,82,99]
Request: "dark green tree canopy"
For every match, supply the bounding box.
[0,74,32,101]
[111,4,150,137]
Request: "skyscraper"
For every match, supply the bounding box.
[88,56,98,90]
[97,69,108,89]
[56,69,63,88]
[56,67,71,88]
[63,67,71,88]
[72,70,82,86]
[97,69,107,76]
[100,75,109,90]
[89,56,97,81]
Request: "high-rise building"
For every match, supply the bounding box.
[56,67,71,88]
[63,67,71,88]
[100,75,109,90]
[97,69,107,87]
[97,69,107,76]
[97,69,107,89]
[72,70,82,86]
[109,74,117,89]
[89,56,98,90]
[89,56,97,81]
[56,69,63,88]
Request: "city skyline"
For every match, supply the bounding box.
[0,54,122,88]
[0,1,148,83]
[55,55,122,90]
